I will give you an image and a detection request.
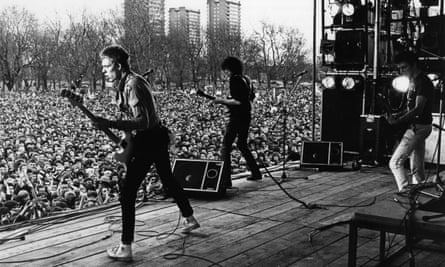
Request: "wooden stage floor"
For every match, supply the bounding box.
[1,165,445,267]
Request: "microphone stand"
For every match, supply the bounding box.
[434,79,444,193]
[277,72,308,182]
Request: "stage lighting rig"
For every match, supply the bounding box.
[391,75,410,93]
[329,0,368,27]
[321,76,336,89]
[321,74,363,91]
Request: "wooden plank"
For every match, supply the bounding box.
[0,167,441,267]
[68,214,281,267]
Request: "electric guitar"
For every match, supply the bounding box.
[376,92,409,140]
[61,89,133,165]
[196,89,216,100]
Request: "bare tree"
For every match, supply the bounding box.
[0,6,38,91]
[122,1,164,74]
[30,19,63,90]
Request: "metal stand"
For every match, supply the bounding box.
[434,79,444,192]
[273,75,309,182]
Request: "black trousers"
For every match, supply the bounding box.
[120,126,193,244]
[221,118,261,185]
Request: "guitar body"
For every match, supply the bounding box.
[113,132,134,165]
[376,93,409,141]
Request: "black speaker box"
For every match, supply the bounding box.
[172,159,224,194]
[334,30,367,70]
[321,86,363,152]
[420,15,445,57]
[359,115,390,165]
[300,141,343,169]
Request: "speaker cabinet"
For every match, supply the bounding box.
[300,141,343,168]
[359,115,390,165]
[334,30,367,70]
[321,86,363,152]
[172,159,224,193]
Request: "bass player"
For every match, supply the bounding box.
[93,45,199,262]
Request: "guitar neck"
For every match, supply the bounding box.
[75,104,121,144]
[197,90,216,100]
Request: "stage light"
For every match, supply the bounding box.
[392,76,410,93]
[321,76,336,89]
[342,3,355,16]
[341,77,356,90]
[427,73,441,88]
[328,2,341,16]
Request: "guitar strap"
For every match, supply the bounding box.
[116,72,130,120]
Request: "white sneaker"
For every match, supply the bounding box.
[181,215,200,233]
[107,242,133,262]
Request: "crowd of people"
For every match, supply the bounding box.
[0,82,320,224]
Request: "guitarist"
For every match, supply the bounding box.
[386,51,433,195]
[212,56,262,188]
[94,45,199,262]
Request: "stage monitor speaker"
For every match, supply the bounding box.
[300,141,343,169]
[321,86,363,152]
[172,159,224,194]
[425,114,445,164]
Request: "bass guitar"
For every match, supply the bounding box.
[61,89,133,166]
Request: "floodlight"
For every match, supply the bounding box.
[392,76,410,93]
[321,76,336,89]
[328,2,341,16]
[427,73,441,88]
[341,77,356,90]
[342,3,355,16]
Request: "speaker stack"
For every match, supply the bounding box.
[172,159,225,195]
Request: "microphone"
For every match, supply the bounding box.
[294,70,308,77]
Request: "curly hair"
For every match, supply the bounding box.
[221,56,243,74]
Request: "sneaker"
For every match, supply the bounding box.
[107,242,133,262]
[181,215,200,233]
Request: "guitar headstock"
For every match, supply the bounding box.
[196,89,205,97]
[61,89,83,105]
[196,89,215,100]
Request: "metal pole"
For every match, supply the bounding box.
[312,0,317,141]
[373,0,381,82]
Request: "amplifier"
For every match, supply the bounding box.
[172,159,224,194]
[359,115,388,165]
[300,141,343,168]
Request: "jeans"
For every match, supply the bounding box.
[221,118,261,185]
[389,124,432,191]
[120,126,193,244]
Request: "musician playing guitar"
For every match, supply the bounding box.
[94,45,199,262]
[211,56,262,188]
[386,51,434,195]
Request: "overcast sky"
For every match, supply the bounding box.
[0,0,319,49]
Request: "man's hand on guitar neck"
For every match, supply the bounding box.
[93,116,114,130]
[384,113,397,125]
[384,112,404,125]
